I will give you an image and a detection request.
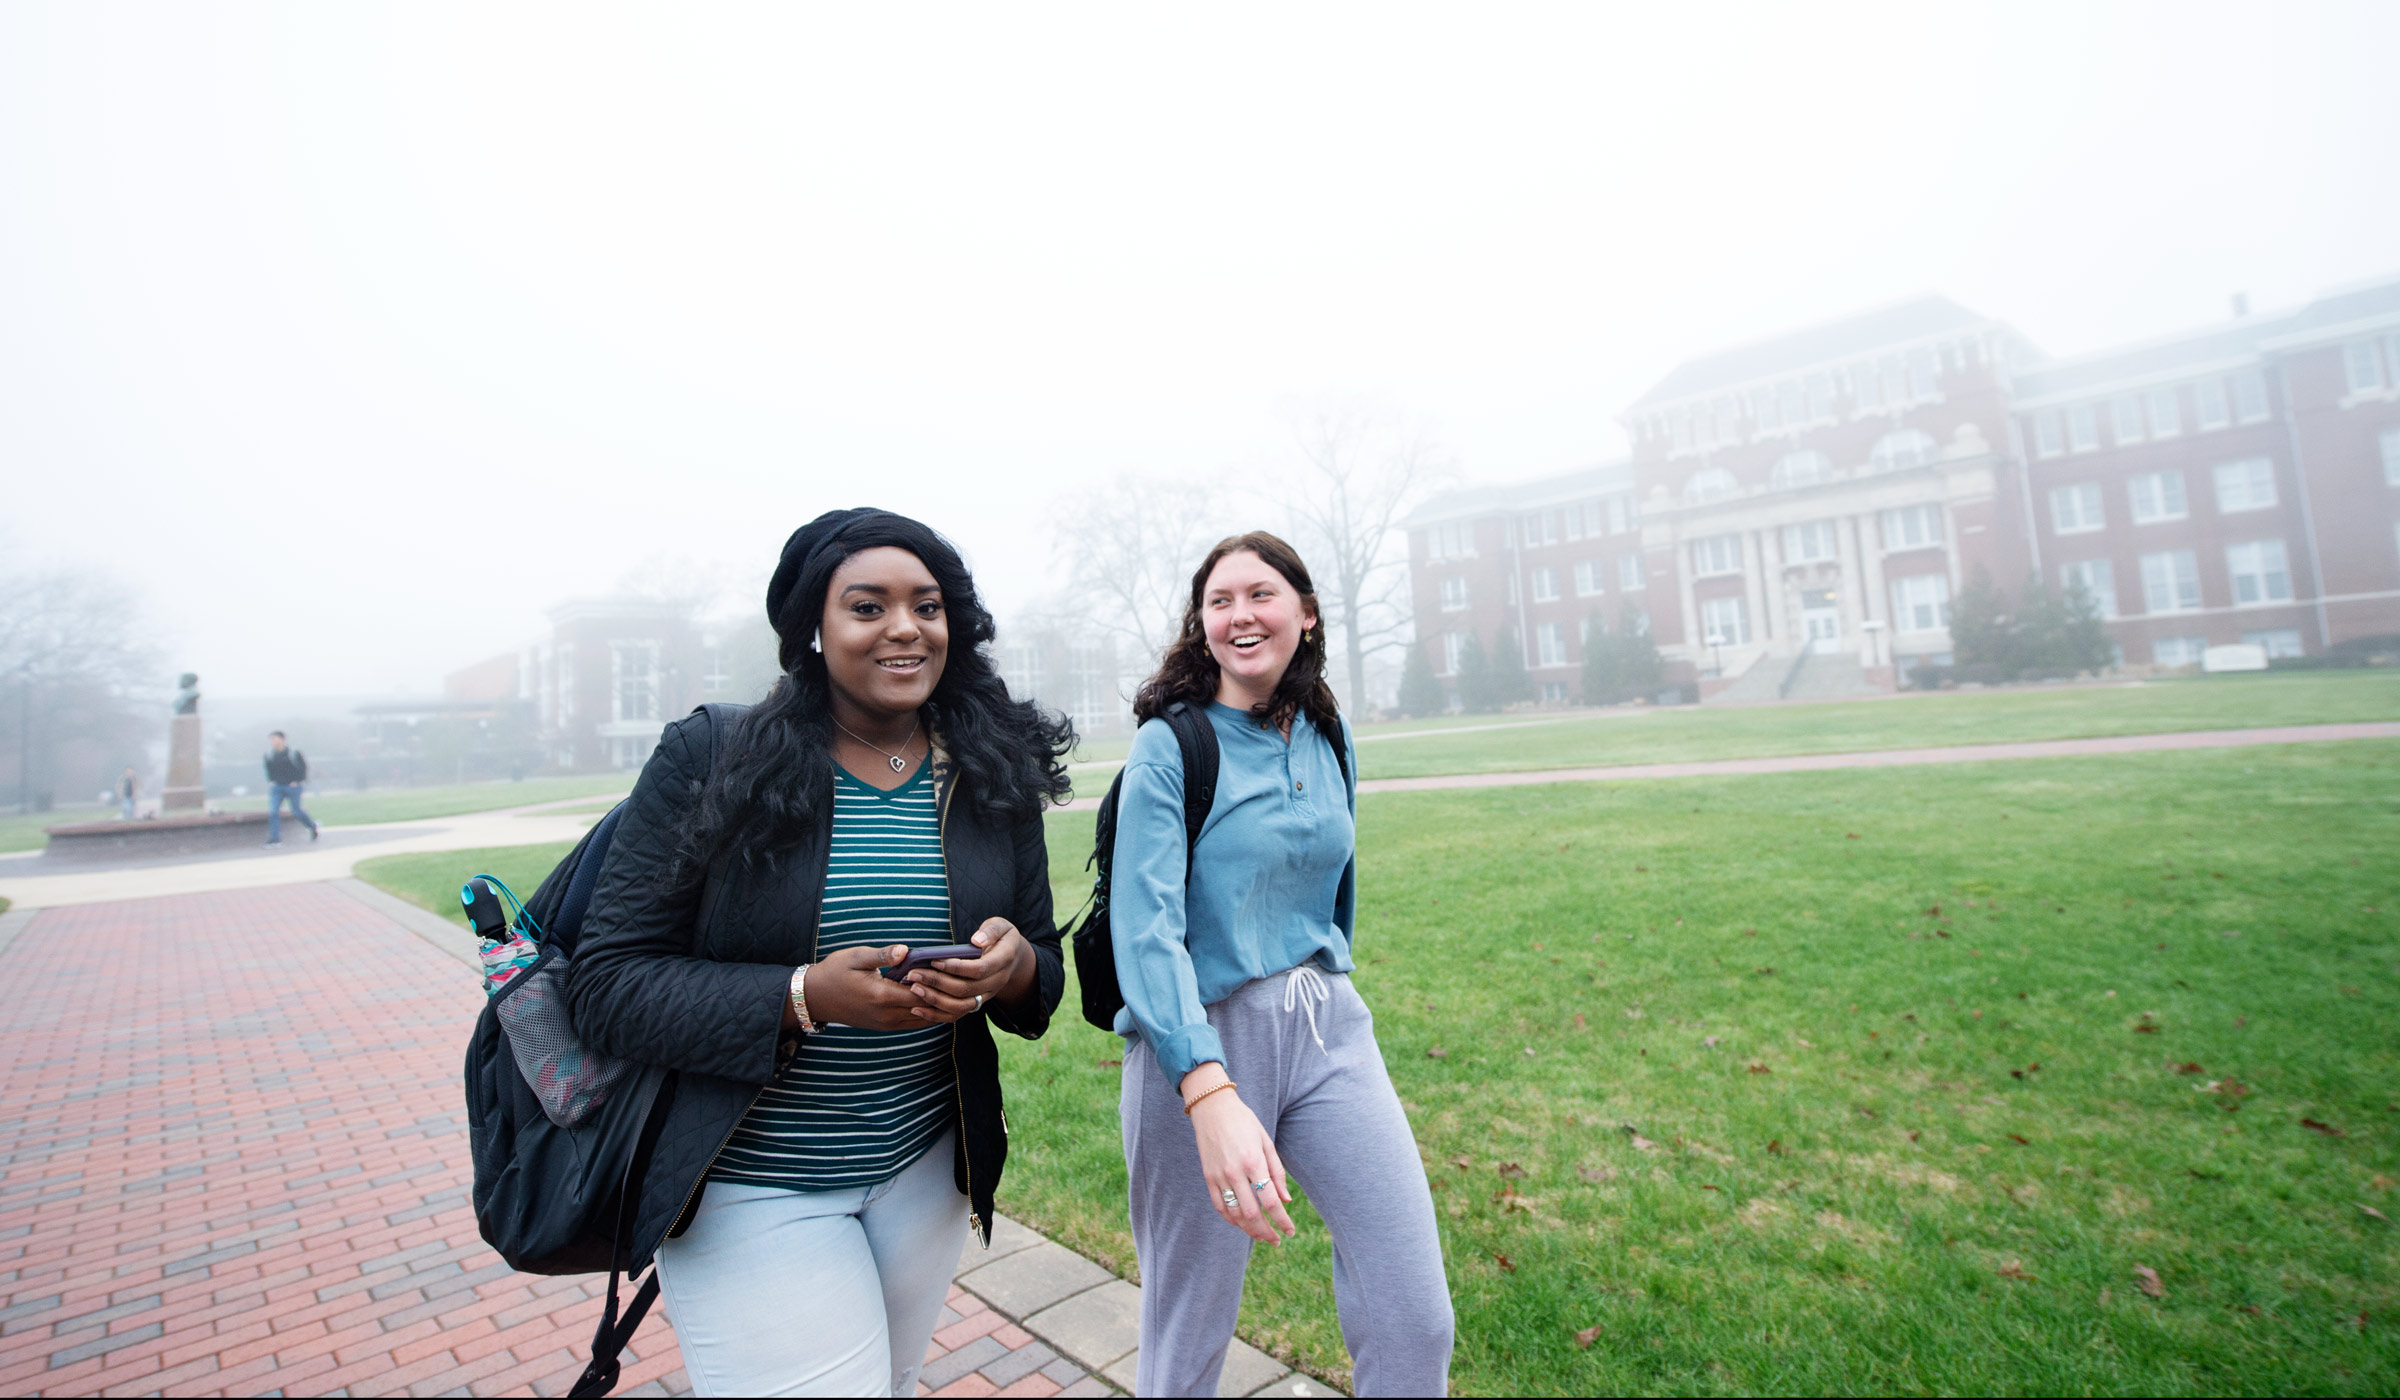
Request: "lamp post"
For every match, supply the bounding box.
[1704,631,1725,679]
[16,662,30,816]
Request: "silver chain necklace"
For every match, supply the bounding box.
[835,715,921,773]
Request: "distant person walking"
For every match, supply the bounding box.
[1110,532,1453,1397]
[262,731,318,845]
[119,766,138,820]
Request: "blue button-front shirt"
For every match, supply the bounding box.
[1109,702,1357,1080]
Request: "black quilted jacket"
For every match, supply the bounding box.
[565,710,1064,1264]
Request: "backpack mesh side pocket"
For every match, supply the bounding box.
[493,956,633,1129]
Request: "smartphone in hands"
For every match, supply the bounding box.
[878,944,983,981]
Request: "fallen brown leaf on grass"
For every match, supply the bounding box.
[1577,1165,1616,1183]
[2302,1118,2346,1138]
[2098,1288,2112,1307]
[2360,1204,2389,1223]
[1493,1251,1517,1272]
[2371,1175,2396,1192]
[2008,1134,2031,1145]
[1451,1155,1472,1171]
[1426,1045,1449,1059]
[1097,1058,1121,1068]
[1748,1064,1772,1074]
[1573,1013,1588,1031]
[1498,1162,1528,1180]
[1997,1261,2036,1280]
[1699,1183,1722,1192]
[1623,1126,1659,1152]
[2133,1024,2159,1034]
[2134,1265,2164,1299]
[1767,1138,1785,1155]
[1574,1324,1603,1349]
[2173,1062,2204,1074]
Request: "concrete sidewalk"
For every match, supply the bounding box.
[0,884,1340,1398]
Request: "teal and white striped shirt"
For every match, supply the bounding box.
[710,763,958,1191]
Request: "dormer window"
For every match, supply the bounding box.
[1865,430,1937,474]
[1770,451,1830,489]
[1683,468,1738,504]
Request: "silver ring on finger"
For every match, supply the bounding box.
[1250,1180,1272,1192]
[973,993,984,1010]
[1220,1188,1239,1208]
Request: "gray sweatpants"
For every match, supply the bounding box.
[1122,968,1453,1397]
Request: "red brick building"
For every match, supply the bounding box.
[1404,276,2400,705]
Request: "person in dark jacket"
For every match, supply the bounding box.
[568,508,1074,1398]
[262,731,318,844]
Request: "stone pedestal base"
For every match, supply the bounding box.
[162,713,204,813]
[43,812,278,862]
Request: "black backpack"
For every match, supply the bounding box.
[1067,702,1349,1033]
[462,702,746,1398]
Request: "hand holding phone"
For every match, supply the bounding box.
[878,944,984,981]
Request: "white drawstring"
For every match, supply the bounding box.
[1283,965,1330,1054]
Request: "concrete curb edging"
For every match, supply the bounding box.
[951,1218,1342,1397]
[327,876,482,970]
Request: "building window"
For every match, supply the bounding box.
[2128,470,2188,524]
[1784,519,1840,563]
[1752,386,1781,435]
[1573,560,1604,596]
[1771,450,1830,489]
[2068,403,2100,452]
[1607,495,1632,534]
[1908,348,1939,398]
[2060,560,2118,618]
[1537,622,1566,667]
[2382,427,2400,486]
[2110,395,2145,445]
[2147,387,2181,438]
[1522,511,1560,547]
[1622,604,1650,634]
[1853,361,1884,412]
[1684,468,1738,504]
[1427,522,1473,559]
[1540,681,1570,703]
[2051,483,2105,535]
[1807,375,1835,421]
[1691,534,1742,577]
[1890,574,1952,633]
[2232,370,2270,423]
[1699,595,1749,646]
[2226,539,2292,605]
[2346,340,2387,394]
[1442,632,1466,676]
[2213,458,2277,513]
[1439,577,1469,611]
[2032,411,2064,458]
[1880,504,1943,551]
[1566,500,1608,541]
[2139,550,2203,613]
[1867,430,1937,473]
[1531,566,1559,603]
[1004,643,1044,699]
[2154,635,2207,667]
[1619,555,1646,591]
[610,641,659,723]
[2243,628,2304,658]
[2195,378,2230,431]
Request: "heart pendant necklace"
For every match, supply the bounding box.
[836,715,920,774]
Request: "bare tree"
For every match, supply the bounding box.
[1277,404,1451,713]
[0,562,161,809]
[1047,475,1238,671]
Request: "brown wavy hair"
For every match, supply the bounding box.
[1133,531,1342,736]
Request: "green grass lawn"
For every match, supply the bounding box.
[1004,741,2400,1395]
[356,842,579,928]
[353,720,2400,1394]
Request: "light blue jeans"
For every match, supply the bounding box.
[654,1131,968,1398]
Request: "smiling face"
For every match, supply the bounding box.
[1202,549,1317,707]
[819,546,949,720]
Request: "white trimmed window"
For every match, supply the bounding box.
[1537,622,1566,668]
[1807,374,1835,421]
[1783,519,1839,563]
[1573,559,1604,597]
[1428,522,1472,559]
[1684,468,1738,504]
[1880,504,1943,551]
[610,640,660,724]
[2051,483,2105,534]
[2032,411,2065,458]
[1890,574,1952,633]
[1522,511,1560,547]
[1867,430,1937,473]
[2232,371,2269,423]
[1771,450,1830,489]
[2111,395,2146,445]
[2381,427,2400,486]
[1439,576,1469,611]
[2242,628,2304,659]
[2060,560,2118,618]
[1691,534,1742,577]
[2139,550,2203,613]
[1540,681,1569,703]
[1619,555,1645,591]
[1753,386,1781,434]
[1607,496,1632,534]
[1908,348,1939,398]
[1531,566,1559,603]
[2195,379,2230,431]
[2226,539,2292,605]
[1853,361,1884,411]
[2154,635,2207,666]
[2068,403,2100,452]
[2346,340,2387,394]
[1442,632,1466,676]
[2213,458,2277,513]
[1699,595,1749,646]
[2147,387,2181,438]
[2128,470,2188,524]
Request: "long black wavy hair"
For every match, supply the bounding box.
[671,508,1075,891]
[1132,530,1341,738]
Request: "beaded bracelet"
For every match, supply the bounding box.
[789,964,819,1034]
[1182,1080,1239,1116]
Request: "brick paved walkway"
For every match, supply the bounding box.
[0,886,1153,1398]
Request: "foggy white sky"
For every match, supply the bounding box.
[4,2,2395,696]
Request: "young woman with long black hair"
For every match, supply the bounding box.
[1111,532,1453,1397]
[567,508,1074,1397]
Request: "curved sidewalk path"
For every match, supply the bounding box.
[1057,721,2400,810]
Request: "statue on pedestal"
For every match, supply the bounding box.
[161,672,205,814]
